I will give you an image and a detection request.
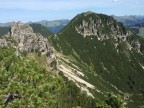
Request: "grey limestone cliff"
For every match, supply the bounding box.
[75,14,141,53]
[0,39,7,47]
[2,21,56,66]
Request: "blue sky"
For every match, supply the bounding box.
[0,0,144,22]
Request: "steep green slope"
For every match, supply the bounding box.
[29,23,52,37]
[51,12,144,107]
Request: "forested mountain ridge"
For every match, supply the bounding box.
[0,21,104,108]
[0,20,123,108]
[0,12,144,107]
[51,11,144,108]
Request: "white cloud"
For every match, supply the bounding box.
[112,0,118,2]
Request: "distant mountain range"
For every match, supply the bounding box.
[112,15,144,37]
[0,22,12,27]
[1,15,144,37]
[128,23,144,38]
[29,23,53,37]
[34,19,70,33]
[112,15,144,26]
[0,19,70,36]
[0,19,70,33]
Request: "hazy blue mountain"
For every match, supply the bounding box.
[112,15,144,38]
[0,19,69,36]
[112,15,144,26]
[0,22,12,27]
[0,19,70,33]
[36,19,70,33]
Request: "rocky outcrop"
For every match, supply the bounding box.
[3,21,56,66]
[75,14,142,53]
[0,39,7,47]
[131,39,141,53]
[75,17,103,38]
[75,16,131,41]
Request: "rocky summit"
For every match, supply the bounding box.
[75,13,131,40]
[1,21,56,65]
[75,12,141,53]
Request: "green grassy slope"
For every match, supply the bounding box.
[29,23,53,37]
[51,12,144,107]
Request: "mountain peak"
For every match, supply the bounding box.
[74,12,131,39]
[54,12,142,54]
[10,21,33,37]
[1,21,57,66]
[82,11,95,16]
[51,12,144,107]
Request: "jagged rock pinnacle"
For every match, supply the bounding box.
[1,22,57,67]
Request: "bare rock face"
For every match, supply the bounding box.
[0,39,7,47]
[75,15,142,53]
[131,40,141,53]
[75,17,102,38]
[5,22,56,66]
[75,17,131,41]
[8,21,35,51]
